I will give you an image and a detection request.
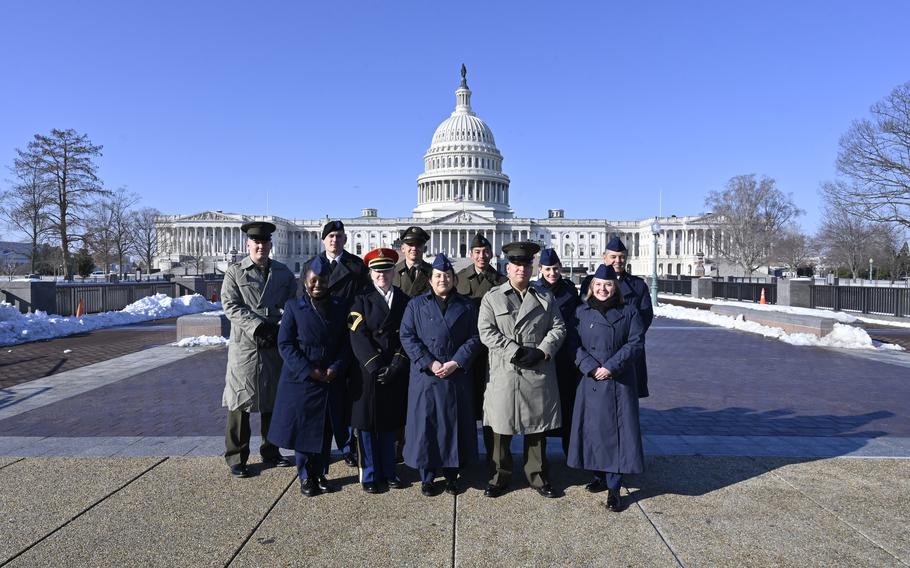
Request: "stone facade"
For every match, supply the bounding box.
[155,69,723,277]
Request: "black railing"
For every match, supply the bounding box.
[712,281,776,304]
[811,285,910,317]
[54,280,222,315]
[657,279,692,295]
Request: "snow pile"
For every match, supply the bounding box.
[173,335,229,347]
[655,304,904,351]
[0,294,220,347]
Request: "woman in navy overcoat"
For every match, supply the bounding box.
[400,254,482,496]
[567,263,644,511]
[269,257,351,497]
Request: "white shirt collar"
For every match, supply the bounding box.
[375,284,393,308]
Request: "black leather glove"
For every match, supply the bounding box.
[511,347,546,369]
[254,322,279,349]
[375,366,391,385]
[387,353,408,378]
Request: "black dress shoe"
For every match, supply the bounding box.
[300,478,321,497]
[262,455,294,468]
[483,484,505,498]
[607,488,622,511]
[317,476,338,493]
[343,452,358,468]
[362,482,380,494]
[229,464,251,478]
[387,477,405,489]
[535,484,557,498]
[444,479,459,495]
[421,482,436,497]
[585,479,607,493]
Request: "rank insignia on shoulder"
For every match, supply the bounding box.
[348,312,363,331]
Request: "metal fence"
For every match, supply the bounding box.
[55,280,221,315]
[810,285,910,317]
[712,280,777,304]
[657,279,692,295]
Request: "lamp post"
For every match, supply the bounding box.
[869,257,874,282]
[567,243,575,281]
[650,219,661,307]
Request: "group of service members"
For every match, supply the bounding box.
[220,219,652,512]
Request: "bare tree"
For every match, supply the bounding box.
[824,81,910,229]
[705,174,803,275]
[1,151,55,272]
[131,207,161,275]
[773,224,814,276]
[109,188,139,278]
[816,204,878,279]
[21,129,106,280]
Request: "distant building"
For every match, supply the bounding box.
[155,69,723,277]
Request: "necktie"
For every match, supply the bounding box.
[409,265,418,281]
[330,259,337,272]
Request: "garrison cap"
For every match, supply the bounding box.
[241,221,277,241]
[364,247,398,271]
[539,248,561,267]
[432,253,454,273]
[400,226,430,245]
[322,220,345,240]
[593,264,618,280]
[502,241,541,264]
[605,236,627,253]
[470,233,492,250]
[309,255,331,277]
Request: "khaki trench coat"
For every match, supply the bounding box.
[478,282,567,435]
[221,256,297,412]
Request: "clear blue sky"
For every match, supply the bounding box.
[2,1,908,233]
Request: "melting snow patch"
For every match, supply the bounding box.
[655,304,904,351]
[0,294,220,347]
[173,335,229,347]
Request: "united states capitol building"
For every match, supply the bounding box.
[155,68,722,278]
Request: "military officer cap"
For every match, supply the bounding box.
[364,247,398,271]
[241,221,277,241]
[401,226,430,246]
[432,253,454,273]
[502,241,541,264]
[593,263,619,280]
[470,233,492,250]
[309,255,332,277]
[539,248,561,267]
[322,220,345,239]
[605,236,627,253]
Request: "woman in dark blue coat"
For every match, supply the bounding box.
[567,263,645,512]
[269,257,351,497]
[531,248,582,457]
[400,254,482,497]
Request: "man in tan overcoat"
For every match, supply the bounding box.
[222,221,297,478]
[478,241,566,498]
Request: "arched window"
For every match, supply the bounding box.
[676,263,682,275]
[564,244,572,257]
[658,263,664,275]
[668,264,673,275]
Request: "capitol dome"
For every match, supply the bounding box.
[413,66,513,220]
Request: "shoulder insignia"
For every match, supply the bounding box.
[348,311,363,331]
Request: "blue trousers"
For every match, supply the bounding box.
[357,430,397,484]
[419,467,458,483]
[593,471,623,490]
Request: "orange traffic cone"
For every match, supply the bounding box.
[75,298,85,317]
[759,288,767,305]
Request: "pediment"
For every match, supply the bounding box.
[429,210,497,225]
[178,211,242,222]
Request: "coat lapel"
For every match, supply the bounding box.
[443,295,468,329]
[328,256,351,288]
[515,288,544,327]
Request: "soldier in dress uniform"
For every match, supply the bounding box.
[454,233,506,466]
[348,248,410,493]
[531,248,582,457]
[221,221,297,478]
[301,219,371,466]
[478,241,566,499]
[579,237,654,398]
[393,226,433,297]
